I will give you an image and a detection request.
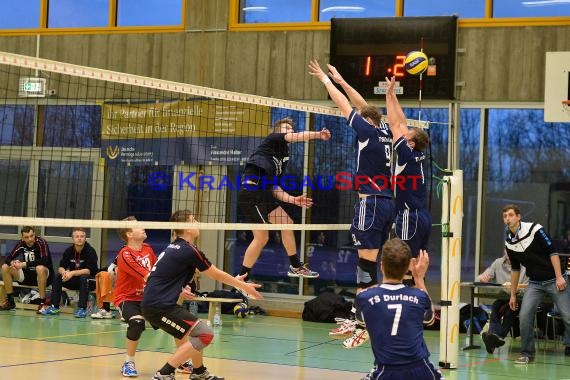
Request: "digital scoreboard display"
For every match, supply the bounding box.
[330,16,457,100]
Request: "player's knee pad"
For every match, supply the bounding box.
[189,321,214,350]
[126,317,145,341]
[357,258,377,288]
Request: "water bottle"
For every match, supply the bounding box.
[188,301,199,316]
[213,305,222,327]
[86,294,95,315]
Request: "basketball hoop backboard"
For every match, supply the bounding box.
[544,52,570,122]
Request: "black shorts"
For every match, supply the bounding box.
[20,268,53,287]
[142,305,199,340]
[117,300,143,321]
[237,188,280,223]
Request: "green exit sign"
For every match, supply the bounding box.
[19,77,46,97]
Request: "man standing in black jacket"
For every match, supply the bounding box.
[504,204,570,364]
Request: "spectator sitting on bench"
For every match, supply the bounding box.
[1,226,54,311]
[40,228,98,318]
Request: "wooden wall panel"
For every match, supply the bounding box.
[0,15,568,104]
[0,36,36,57]
[185,32,228,88]
[457,26,570,101]
[285,31,312,100]
[305,31,330,100]
[156,33,186,82]
[225,32,260,95]
[253,33,273,97]
[187,0,228,31]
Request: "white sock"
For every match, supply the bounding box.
[125,356,135,363]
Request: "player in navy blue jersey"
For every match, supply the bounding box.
[237,117,331,283]
[142,210,262,380]
[355,238,443,380]
[309,60,395,348]
[385,76,431,283]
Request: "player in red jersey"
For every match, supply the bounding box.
[114,216,192,377]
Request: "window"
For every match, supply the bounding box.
[494,0,570,18]
[41,105,101,148]
[103,163,173,262]
[404,0,486,18]
[459,108,481,274]
[117,0,183,27]
[319,0,395,21]
[0,105,35,146]
[482,108,570,271]
[0,0,185,32]
[0,161,29,226]
[240,0,312,23]
[48,0,108,28]
[37,160,94,235]
[0,0,41,29]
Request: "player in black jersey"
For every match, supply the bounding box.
[142,210,261,380]
[237,117,331,283]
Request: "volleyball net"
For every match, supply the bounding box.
[0,50,429,234]
[0,51,457,312]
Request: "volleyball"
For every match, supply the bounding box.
[404,51,428,75]
[233,302,248,318]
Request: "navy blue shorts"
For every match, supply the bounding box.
[350,196,395,249]
[365,358,444,380]
[395,208,431,257]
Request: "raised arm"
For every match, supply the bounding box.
[308,59,353,119]
[326,64,368,111]
[411,250,436,325]
[385,76,409,141]
[411,249,430,294]
[284,128,331,143]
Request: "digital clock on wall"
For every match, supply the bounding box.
[330,16,457,100]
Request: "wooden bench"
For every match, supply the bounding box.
[0,280,96,313]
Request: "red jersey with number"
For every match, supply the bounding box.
[114,243,156,307]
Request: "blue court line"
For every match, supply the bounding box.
[0,351,124,368]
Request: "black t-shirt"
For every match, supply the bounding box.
[59,243,99,275]
[141,237,212,309]
[244,133,289,179]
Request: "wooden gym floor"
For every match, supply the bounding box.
[1,308,569,380]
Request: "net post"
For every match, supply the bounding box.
[438,170,463,369]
